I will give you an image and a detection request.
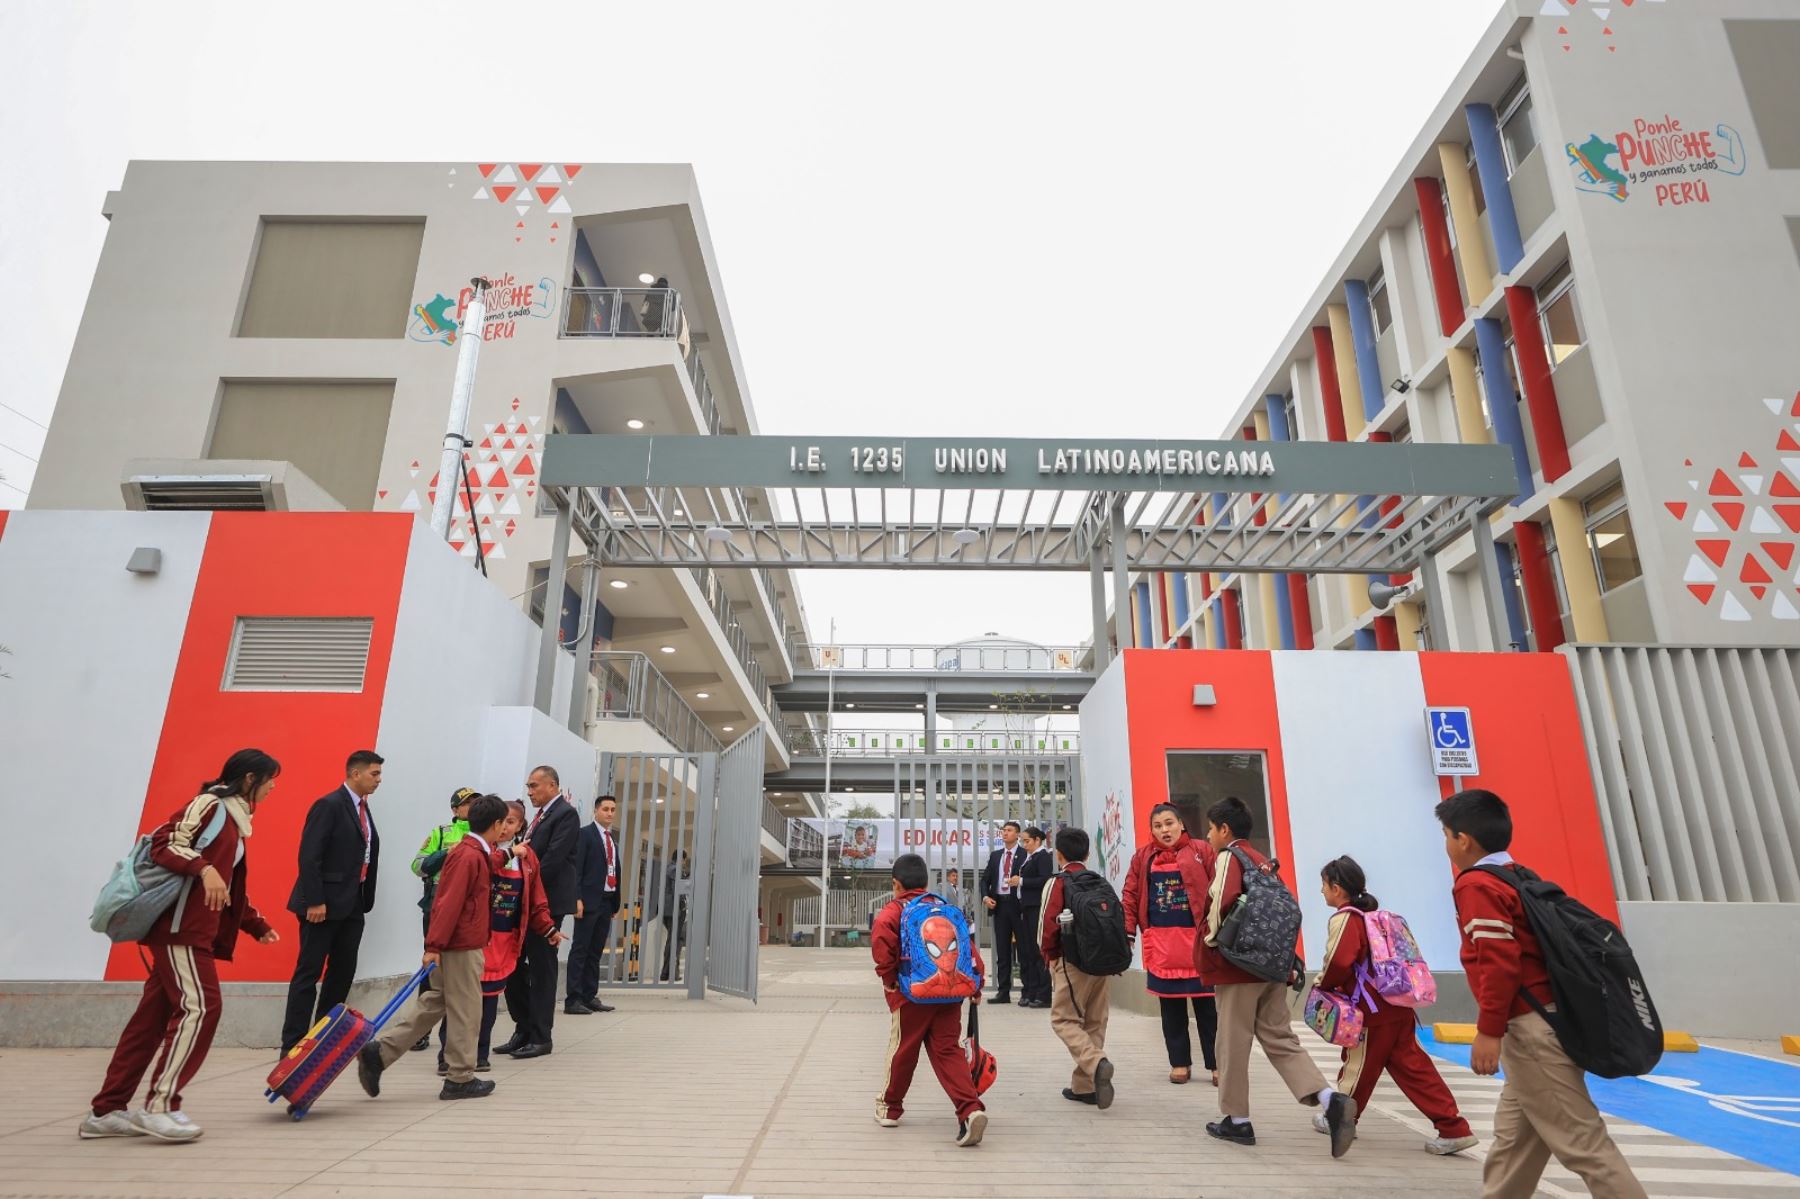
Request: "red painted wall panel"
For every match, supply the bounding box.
[1417,652,1619,924]
[1310,327,1348,443]
[1415,176,1465,338]
[105,513,414,982]
[1122,650,1299,896]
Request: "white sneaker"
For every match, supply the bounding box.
[956,1109,987,1147]
[873,1099,899,1128]
[78,1110,146,1139]
[1312,1111,1330,1134]
[1425,1133,1479,1155]
[127,1110,203,1142]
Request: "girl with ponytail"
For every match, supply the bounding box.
[1314,854,1476,1156]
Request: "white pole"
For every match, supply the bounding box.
[818,618,835,949]
[429,278,489,541]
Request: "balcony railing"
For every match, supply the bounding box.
[594,651,722,754]
[562,287,721,435]
[762,798,790,846]
[790,643,1087,672]
[783,727,1081,757]
[693,565,773,712]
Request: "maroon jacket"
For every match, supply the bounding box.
[1199,839,1289,986]
[142,793,270,961]
[426,835,508,953]
[871,888,987,1012]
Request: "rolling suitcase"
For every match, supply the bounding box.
[265,963,433,1120]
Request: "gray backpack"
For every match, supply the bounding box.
[89,800,229,943]
[1215,846,1304,983]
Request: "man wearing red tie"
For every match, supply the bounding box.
[567,795,622,1014]
[281,750,384,1055]
[498,766,579,1059]
[980,821,1029,1005]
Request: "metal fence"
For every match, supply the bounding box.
[594,752,704,991]
[791,642,1086,672]
[705,729,766,1000]
[783,726,1081,757]
[1562,644,1800,903]
[594,651,722,754]
[762,797,791,844]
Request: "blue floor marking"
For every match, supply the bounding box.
[1419,1030,1800,1177]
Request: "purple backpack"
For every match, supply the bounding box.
[1362,908,1436,1007]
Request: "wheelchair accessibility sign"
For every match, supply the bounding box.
[1426,707,1478,777]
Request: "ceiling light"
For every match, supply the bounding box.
[705,525,733,543]
[989,704,998,710]
[952,529,981,545]
[696,691,710,699]
[723,725,734,732]
[844,703,855,709]
[609,579,629,590]
[1062,704,1072,710]
[673,508,685,517]
[915,703,924,710]
[660,645,676,654]
[638,273,656,285]
[626,418,646,430]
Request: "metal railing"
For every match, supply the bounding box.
[783,726,1081,757]
[791,642,1087,672]
[593,651,722,754]
[693,565,772,709]
[562,287,685,340]
[762,798,790,846]
[562,287,721,435]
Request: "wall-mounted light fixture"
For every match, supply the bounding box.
[1389,377,1412,395]
[125,547,162,575]
[1192,684,1217,707]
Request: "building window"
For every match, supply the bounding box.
[1279,392,1299,441]
[1367,268,1393,335]
[1584,483,1644,593]
[237,219,425,339]
[1537,262,1584,366]
[1499,78,1537,176]
[208,379,395,510]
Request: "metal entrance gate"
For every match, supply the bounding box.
[597,730,766,1000]
[891,755,1080,962]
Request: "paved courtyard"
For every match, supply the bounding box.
[0,948,1793,1198]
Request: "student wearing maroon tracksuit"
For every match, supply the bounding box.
[81,750,284,1144]
[871,853,988,1147]
[1311,855,1476,1155]
[1438,791,1645,1199]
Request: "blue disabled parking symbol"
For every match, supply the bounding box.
[1425,706,1478,777]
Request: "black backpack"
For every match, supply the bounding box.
[1060,869,1131,976]
[1216,847,1304,984]
[1474,864,1663,1079]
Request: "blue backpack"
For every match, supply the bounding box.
[897,893,982,1004]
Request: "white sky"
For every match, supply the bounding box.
[0,1,1500,647]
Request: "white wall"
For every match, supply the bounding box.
[480,706,598,808]
[1270,652,1462,971]
[362,523,594,978]
[0,512,212,979]
[1077,655,1135,898]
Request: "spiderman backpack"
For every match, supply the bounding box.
[897,892,982,1004]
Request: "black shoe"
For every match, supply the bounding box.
[1093,1057,1115,1110]
[492,1034,527,1056]
[511,1042,553,1059]
[991,995,1011,1005]
[563,1001,592,1015]
[1206,1118,1256,1146]
[585,999,615,1013]
[1061,1087,1098,1105]
[439,1078,496,1101]
[411,1035,431,1052]
[475,1059,491,1072]
[1325,1091,1358,1158]
[356,1044,384,1098]
[435,1058,448,1077]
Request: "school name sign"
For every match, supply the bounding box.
[540,434,1519,499]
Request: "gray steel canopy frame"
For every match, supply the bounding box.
[540,434,1517,574]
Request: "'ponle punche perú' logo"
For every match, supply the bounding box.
[1567,114,1747,207]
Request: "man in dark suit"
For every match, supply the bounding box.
[497,764,578,1058]
[280,750,384,1054]
[980,820,1027,1004]
[1015,826,1055,1007]
[565,795,621,1015]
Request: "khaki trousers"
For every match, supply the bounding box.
[1049,959,1110,1092]
[1484,1012,1647,1199]
[1215,980,1328,1119]
[374,948,484,1083]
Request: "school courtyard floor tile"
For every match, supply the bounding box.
[0,948,1793,1198]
